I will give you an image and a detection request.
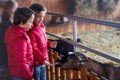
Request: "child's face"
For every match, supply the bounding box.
[34,11,46,26]
[23,14,34,31]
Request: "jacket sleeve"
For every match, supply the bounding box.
[28,32,46,63]
[47,40,51,48]
[12,39,33,77]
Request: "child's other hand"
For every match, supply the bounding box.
[44,60,54,66]
[50,41,57,48]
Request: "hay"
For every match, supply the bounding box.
[49,28,120,66]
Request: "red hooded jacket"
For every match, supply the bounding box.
[27,23,51,66]
[4,26,34,78]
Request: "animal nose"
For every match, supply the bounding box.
[55,62,61,67]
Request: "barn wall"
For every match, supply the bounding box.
[17,0,70,25]
[17,0,114,34]
[17,0,69,13]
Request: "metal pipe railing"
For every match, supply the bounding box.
[47,12,120,28]
[72,20,77,52]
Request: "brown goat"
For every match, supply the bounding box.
[55,53,120,80]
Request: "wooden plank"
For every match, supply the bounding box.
[80,67,88,80]
[46,66,51,80]
[54,51,60,80]
[90,71,98,80]
[60,69,65,80]
[77,71,81,80]
[100,77,108,80]
[48,50,55,80]
[55,67,60,80]
[73,70,79,80]
[47,50,53,80]
[66,70,72,80]
[50,50,55,80]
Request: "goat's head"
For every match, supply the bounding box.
[55,52,88,70]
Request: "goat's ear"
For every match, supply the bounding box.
[67,54,76,62]
[68,52,74,55]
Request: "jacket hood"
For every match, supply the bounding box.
[4,26,27,44]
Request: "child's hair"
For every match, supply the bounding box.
[4,0,18,10]
[29,3,47,13]
[13,8,34,25]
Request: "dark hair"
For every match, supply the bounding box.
[13,8,34,25]
[4,0,18,10]
[29,3,47,13]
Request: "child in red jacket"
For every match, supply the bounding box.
[4,8,34,80]
[28,4,57,80]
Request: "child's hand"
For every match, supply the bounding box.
[44,60,54,66]
[50,41,57,48]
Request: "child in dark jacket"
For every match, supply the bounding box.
[28,4,57,80]
[4,8,34,80]
[0,0,18,69]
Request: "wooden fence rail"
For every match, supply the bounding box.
[46,50,108,80]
